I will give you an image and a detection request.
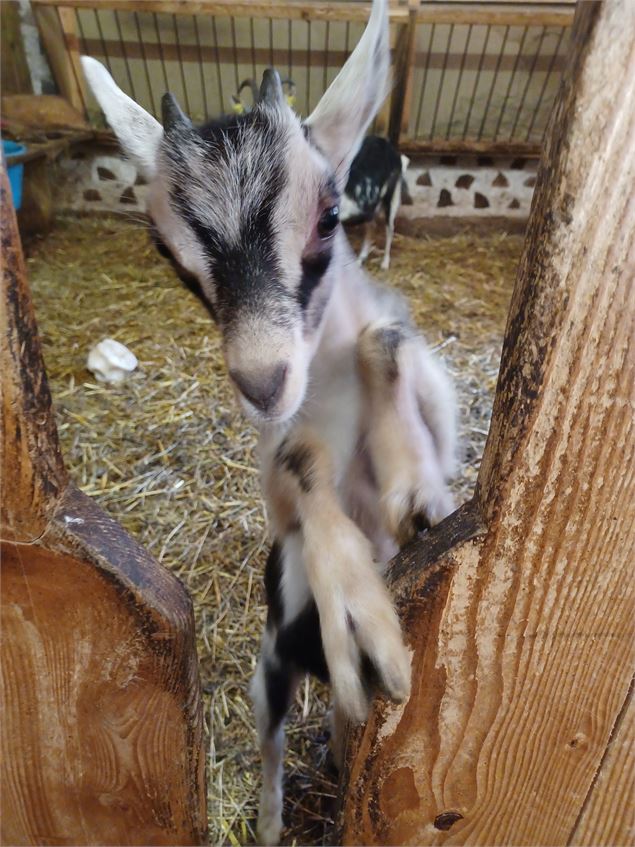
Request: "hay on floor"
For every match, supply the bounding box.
[25,216,522,846]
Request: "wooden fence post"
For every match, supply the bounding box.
[33,4,87,114]
[0,166,208,845]
[388,2,418,146]
[337,1,635,844]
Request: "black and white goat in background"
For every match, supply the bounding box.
[340,134,410,270]
[82,1,456,841]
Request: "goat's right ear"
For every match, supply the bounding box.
[81,56,162,179]
[304,0,389,189]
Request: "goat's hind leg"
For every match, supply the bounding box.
[357,319,457,547]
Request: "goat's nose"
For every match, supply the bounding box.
[230,362,288,412]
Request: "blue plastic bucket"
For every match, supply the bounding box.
[3,140,27,211]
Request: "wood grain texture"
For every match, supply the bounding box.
[28,0,575,27]
[571,682,635,846]
[32,6,86,114]
[339,1,635,844]
[0,163,207,845]
[1,169,68,544]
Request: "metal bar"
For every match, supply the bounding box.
[152,12,170,92]
[269,18,274,68]
[446,22,472,140]
[462,23,491,139]
[477,23,510,139]
[509,25,547,140]
[134,11,158,115]
[525,26,565,141]
[414,23,435,140]
[94,8,112,72]
[114,10,136,100]
[230,16,239,93]
[211,16,224,111]
[250,17,256,80]
[429,23,454,140]
[306,19,311,113]
[75,6,87,53]
[173,14,191,114]
[323,20,330,93]
[193,13,209,119]
[287,19,292,79]
[493,25,528,140]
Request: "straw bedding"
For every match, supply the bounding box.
[26,217,522,845]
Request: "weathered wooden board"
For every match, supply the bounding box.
[572,683,635,847]
[338,1,635,844]
[0,166,208,845]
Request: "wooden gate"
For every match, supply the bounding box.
[337,1,635,843]
[0,165,208,845]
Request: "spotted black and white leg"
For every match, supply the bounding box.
[250,630,299,846]
[357,319,457,546]
[381,178,402,271]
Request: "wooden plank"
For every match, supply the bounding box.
[1,94,89,132]
[389,7,419,145]
[399,139,541,155]
[338,1,635,844]
[0,1,33,95]
[0,164,208,846]
[30,0,409,24]
[28,0,574,26]
[1,167,68,544]
[570,682,635,847]
[32,5,86,113]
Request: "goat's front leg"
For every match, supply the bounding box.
[358,319,457,547]
[269,433,411,722]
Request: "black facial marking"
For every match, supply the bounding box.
[149,223,217,320]
[298,250,332,311]
[165,108,291,325]
[275,441,315,493]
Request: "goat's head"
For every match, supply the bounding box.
[81,0,389,424]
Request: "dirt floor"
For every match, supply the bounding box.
[25,217,523,846]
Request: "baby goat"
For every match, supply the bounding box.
[82,3,456,841]
[340,134,410,270]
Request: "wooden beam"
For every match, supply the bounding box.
[28,0,574,27]
[389,6,419,145]
[29,0,409,23]
[0,165,208,846]
[32,5,86,114]
[399,139,541,156]
[0,1,33,95]
[338,1,635,844]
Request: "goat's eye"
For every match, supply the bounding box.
[317,205,339,238]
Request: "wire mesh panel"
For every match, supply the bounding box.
[32,0,574,153]
[69,5,381,125]
[408,20,570,148]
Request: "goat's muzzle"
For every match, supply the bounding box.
[230,362,288,414]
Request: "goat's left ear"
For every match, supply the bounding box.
[81,56,163,179]
[304,0,389,189]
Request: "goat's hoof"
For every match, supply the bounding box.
[257,808,283,846]
[380,257,390,270]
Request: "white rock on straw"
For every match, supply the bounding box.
[87,338,138,385]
